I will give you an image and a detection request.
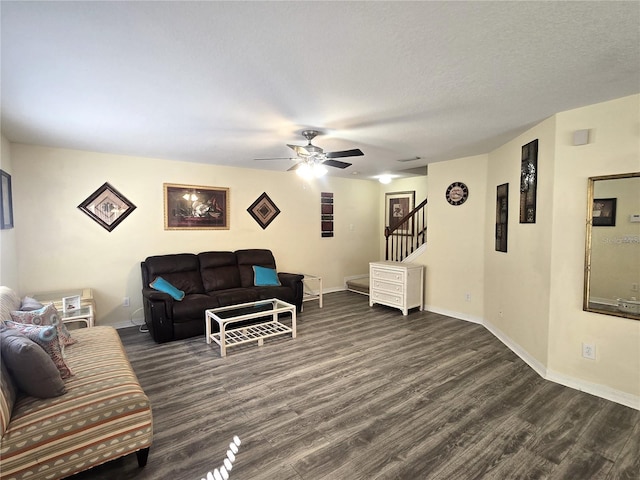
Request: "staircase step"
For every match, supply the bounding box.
[346,277,369,295]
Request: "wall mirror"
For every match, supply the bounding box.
[584,172,640,320]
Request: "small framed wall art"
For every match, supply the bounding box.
[385,191,415,235]
[78,182,136,232]
[495,183,509,252]
[247,192,280,229]
[164,183,229,230]
[592,198,616,227]
[321,192,333,237]
[0,169,13,229]
[519,139,538,223]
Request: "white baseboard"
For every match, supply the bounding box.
[423,304,483,325]
[483,319,548,378]
[483,318,638,410]
[424,308,638,410]
[325,286,346,295]
[546,369,640,410]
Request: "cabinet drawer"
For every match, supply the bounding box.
[371,290,403,306]
[372,279,404,294]
[371,268,404,283]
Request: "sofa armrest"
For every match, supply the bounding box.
[142,287,174,303]
[278,272,304,312]
[277,272,303,288]
[141,288,175,343]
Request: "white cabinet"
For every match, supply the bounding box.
[369,261,424,315]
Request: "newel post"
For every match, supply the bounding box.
[384,226,390,261]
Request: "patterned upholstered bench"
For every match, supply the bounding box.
[0,326,153,480]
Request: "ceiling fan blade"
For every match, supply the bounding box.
[287,163,301,171]
[325,148,364,159]
[396,156,422,163]
[322,159,352,169]
[287,144,311,156]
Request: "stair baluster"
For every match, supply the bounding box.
[385,198,427,262]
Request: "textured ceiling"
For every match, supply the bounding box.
[2,1,639,180]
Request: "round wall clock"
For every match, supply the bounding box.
[445,182,469,206]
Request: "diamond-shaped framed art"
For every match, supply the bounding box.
[247,192,280,229]
[78,182,136,232]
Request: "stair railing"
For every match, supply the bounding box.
[385,198,427,261]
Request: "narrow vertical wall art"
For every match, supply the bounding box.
[520,139,538,223]
[495,183,509,252]
[0,170,13,229]
[321,192,333,237]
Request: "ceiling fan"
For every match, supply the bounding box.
[255,130,364,173]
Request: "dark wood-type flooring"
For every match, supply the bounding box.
[70,291,639,480]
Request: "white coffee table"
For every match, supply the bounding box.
[205,299,296,357]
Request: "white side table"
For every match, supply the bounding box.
[302,274,323,309]
[31,288,96,311]
[60,305,95,328]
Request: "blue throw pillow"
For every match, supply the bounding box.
[150,276,185,301]
[253,266,281,286]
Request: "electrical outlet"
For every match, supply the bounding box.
[465,293,471,302]
[582,343,596,360]
[123,297,130,307]
[632,283,639,292]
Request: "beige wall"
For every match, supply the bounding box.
[422,154,488,323]
[410,95,639,406]
[484,116,557,367]
[0,135,18,289]
[548,95,640,401]
[9,145,381,326]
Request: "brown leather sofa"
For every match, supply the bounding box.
[141,249,303,343]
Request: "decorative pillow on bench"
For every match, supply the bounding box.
[10,303,76,347]
[2,320,73,379]
[0,325,67,397]
[20,296,44,311]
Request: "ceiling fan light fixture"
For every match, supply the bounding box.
[260,131,362,176]
[313,163,328,177]
[296,160,328,179]
[296,163,312,179]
